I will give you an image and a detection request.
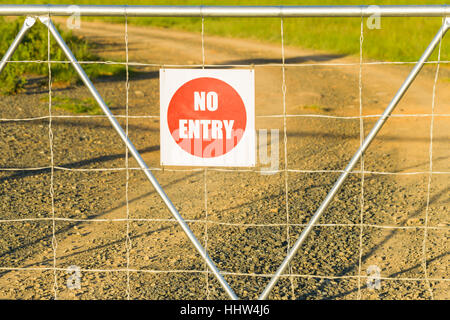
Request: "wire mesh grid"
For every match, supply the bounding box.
[0,12,448,300]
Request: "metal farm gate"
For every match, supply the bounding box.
[0,5,448,300]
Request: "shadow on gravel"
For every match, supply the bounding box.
[286,130,449,144]
[1,118,159,132]
[293,249,448,299]
[0,144,159,184]
[0,170,202,278]
[295,185,449,300]
[50,118,159,132]
[0,223,175,278]
[23,70,158,95]
[175,54,347,70]
[1,170,447,297]
[221,54,346,66]
[312,251,449,300]
[213,156,449,217]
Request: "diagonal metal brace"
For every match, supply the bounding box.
[0,16,238,300]
[0,16,36,73]
[37,16,239,300]
[259,16,450,300]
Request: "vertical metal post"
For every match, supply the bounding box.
[259,17,449,300]
[37,16,238,300]
[0,16,36,73]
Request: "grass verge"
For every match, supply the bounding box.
[0,17,126,95]
[40,95,104,115]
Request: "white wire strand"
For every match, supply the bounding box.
[124,12,132,301]
[1,166,450,176]
[356,15,365,300]
[280,17,296,300]
[2,113,450,122]
[422,16,445,301]
[201,14,210,300]
[46,15,58,300]
[0,266,447,283]
[0,217,447,230]
[3,59,450,67]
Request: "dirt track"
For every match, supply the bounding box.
[0,20,448,300]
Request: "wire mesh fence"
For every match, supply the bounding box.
[0,5,448,300]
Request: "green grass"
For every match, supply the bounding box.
[0,16,125,95]
[4,1,449,62]
[40,95,104,115]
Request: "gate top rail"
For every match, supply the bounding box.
[0,5,448,17]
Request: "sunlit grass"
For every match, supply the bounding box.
[0,17,126,95]
[40,95,104,115]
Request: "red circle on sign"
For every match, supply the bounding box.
[167,77,246,158]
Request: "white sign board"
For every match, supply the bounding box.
[160,69,255,167]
